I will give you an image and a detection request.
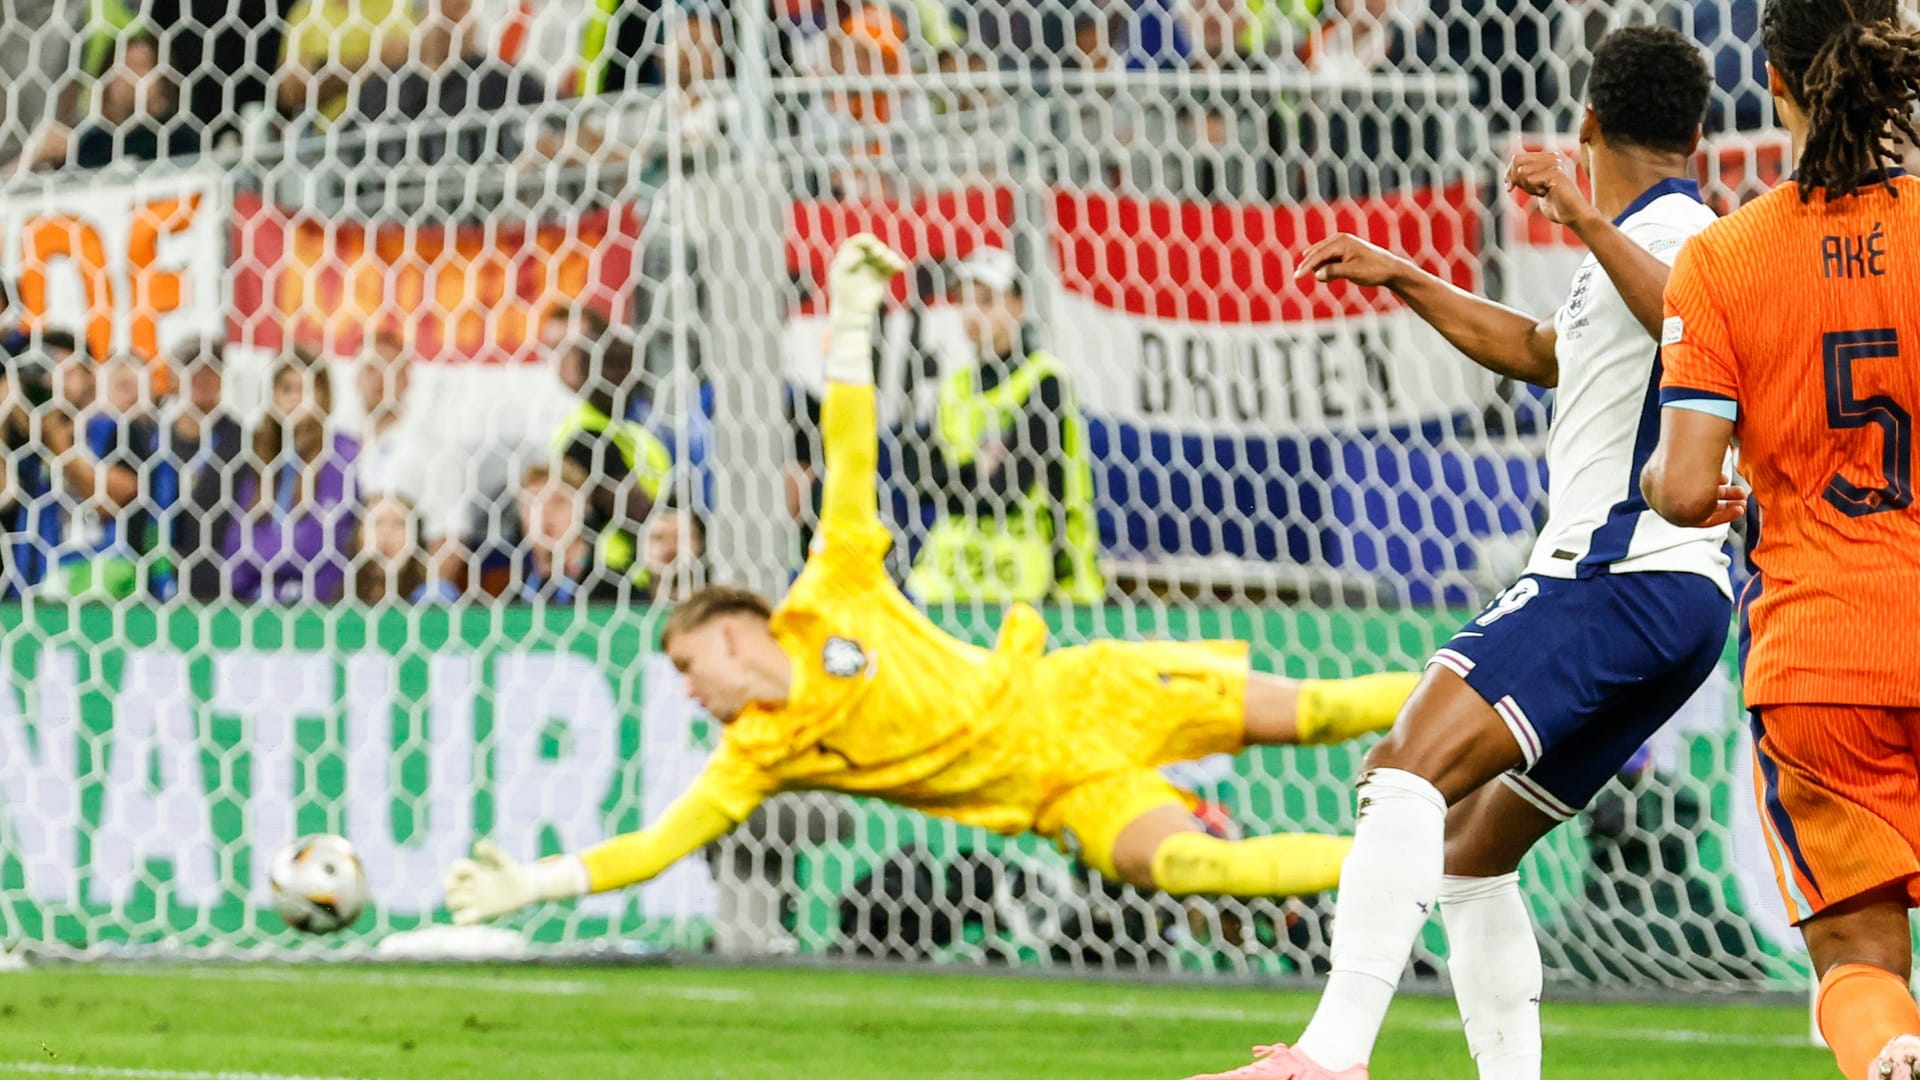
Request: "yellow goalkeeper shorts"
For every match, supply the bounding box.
[1036,638,1251,767]
[1022,639,1251,878]
[1036,767,1197,879]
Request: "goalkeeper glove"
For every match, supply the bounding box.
[444,840,590,925]
[824,232,907,384]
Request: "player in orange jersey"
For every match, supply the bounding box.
[1643,2,1920,1076]
[445,236,1418,928]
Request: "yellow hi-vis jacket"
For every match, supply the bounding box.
[908,350,1103,605]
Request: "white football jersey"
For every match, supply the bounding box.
[1524,179,1732,595]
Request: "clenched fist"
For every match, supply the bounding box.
[1506,150,1599,229]
[827,233,908,332]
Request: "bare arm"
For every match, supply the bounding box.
[64,457,141,509]
[1509,152,1673,338]
[1642,408,1745,528]
[1296,236,1559,387]
[42,413,140,509]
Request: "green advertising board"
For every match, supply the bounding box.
[0,603,1802,989]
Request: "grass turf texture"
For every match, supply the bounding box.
[0,963,1828,1079]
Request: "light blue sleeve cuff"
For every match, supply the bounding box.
[1661,398,1739,422]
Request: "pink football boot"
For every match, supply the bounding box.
[1181,1044,1368,1080]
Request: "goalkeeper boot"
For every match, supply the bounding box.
[1181,1044,1367,1080]
[1873,1035,1920,1080]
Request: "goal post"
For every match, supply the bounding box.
[0,0,1822,993]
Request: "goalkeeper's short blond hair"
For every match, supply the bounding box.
[661,586,774,647]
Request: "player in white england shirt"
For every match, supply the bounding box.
[1186,27,1739,1080]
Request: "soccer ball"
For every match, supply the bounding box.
[269,835,370,935]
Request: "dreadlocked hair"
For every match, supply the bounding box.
[1764,0,1920,201]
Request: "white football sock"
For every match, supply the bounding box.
[1440,873,1543,1080]
[1295,768,1448,1071]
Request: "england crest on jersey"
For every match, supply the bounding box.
[1528,179,1731,595]
[822,636,870,679]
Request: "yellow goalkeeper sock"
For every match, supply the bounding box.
[1149,831,1353,897]
[1295,672,1419,745]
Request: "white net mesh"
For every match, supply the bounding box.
[0,0,1821,990]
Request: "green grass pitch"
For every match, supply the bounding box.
[0,963,1831,1079]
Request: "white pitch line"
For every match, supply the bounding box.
[615,984,1814,1050]
[0,1064,365,1080]
[60,966,1814,1051]
[92,966,600,998]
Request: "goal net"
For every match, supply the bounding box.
[0,0,1814,991]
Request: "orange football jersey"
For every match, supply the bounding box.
[1663,174,1920,706]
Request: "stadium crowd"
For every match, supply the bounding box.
[0,0,1781,609]
[0,0,1776,173]
[0,233,1102,608]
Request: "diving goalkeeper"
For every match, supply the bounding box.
[445,236,1415,922]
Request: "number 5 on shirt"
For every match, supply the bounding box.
[1822,329,1914,517]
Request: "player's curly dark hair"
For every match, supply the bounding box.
[1764,0,1920,201]
[1585,27,1713,156]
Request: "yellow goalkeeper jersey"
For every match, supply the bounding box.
[695,382,1056,835]
[577,380,1136,895]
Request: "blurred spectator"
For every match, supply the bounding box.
[539,6,737,171]
[353,492,426,602]
[1064,8,1123,72]
[640,503,706,603]
[581,0,669,95]
[772,0,830,76]
[657,7,738,150]
[514,455,621,603]
[550,308,671,508]
[144,0,293,152]
[38,352,175,599]
[347,331,488,602]
[0,328,79,597]
[351,0,546,162]
[1185,0,1318,69]
[276,0,416,124]
[352,329,413,496]
[826,6,912,124]
[538,303,611,389]
[772,0,956,73]
[1307,0,1406,75]
[1178,0,1327,198]
[0,0,90,163]
[218,349,359,604]
[165,338,248,603]
[792,4,930,196]
[901,246,1102,604]
[931,46,996,117]
[1124,0,1190,69]
[949,0,1070,71]
[6,34,200,174]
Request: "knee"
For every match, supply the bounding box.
[1110,838,1160,890]
[1804,886,1916,980]
[1359,730,1439,786]
[1360,734,1490,807]
[1360,736,1407,775]
[1810,926,1915,980]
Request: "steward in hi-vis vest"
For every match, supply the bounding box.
[902,247,1102,604]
